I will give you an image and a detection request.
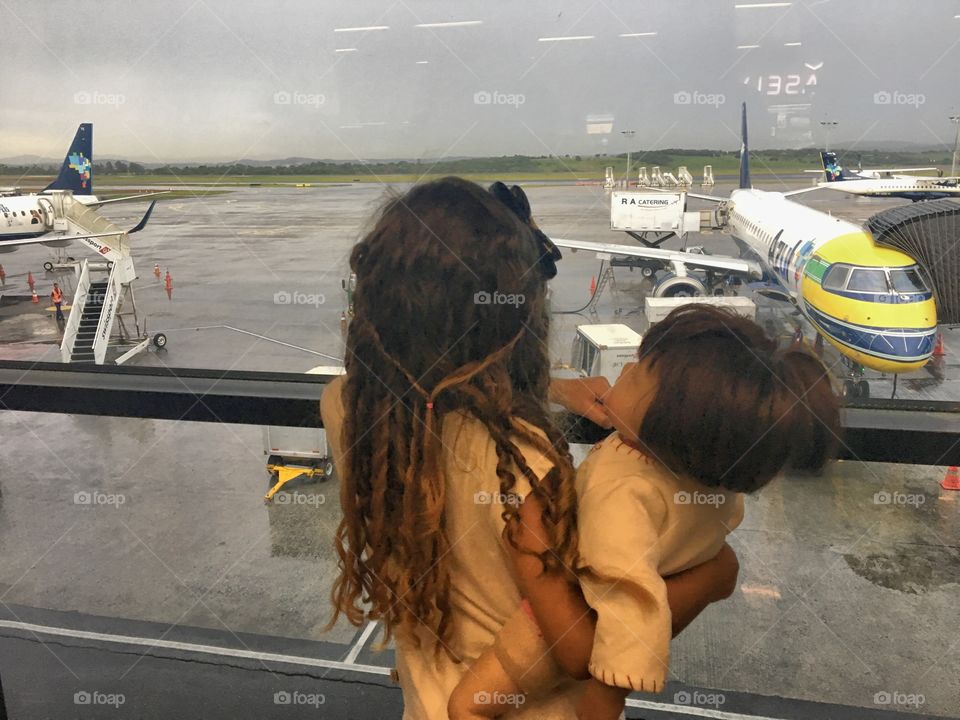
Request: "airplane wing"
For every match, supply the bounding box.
[783,186,823,197]
[869,167,938,178]
[85,191,170,207]
[551,237,763,277]
[0,202,157,248]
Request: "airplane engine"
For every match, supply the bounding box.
[652,272,706,298]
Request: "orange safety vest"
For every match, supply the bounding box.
[51,288,63,303]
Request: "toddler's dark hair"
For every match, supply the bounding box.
[637,304,840,492]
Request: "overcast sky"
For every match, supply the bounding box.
[2,0,959,162]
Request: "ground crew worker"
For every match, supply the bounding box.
[51,283,65,322]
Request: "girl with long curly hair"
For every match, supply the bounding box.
[321,177,738,719]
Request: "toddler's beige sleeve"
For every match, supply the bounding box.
[577,475,670,693]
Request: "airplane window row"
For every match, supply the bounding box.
[822,263,930,295]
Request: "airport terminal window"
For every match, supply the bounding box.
[3,2,960,718]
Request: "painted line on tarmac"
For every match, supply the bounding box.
[342,621,378,665]
[158,324,342,361]
[0,619,390,677]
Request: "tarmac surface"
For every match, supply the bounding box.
[0,181,957,718]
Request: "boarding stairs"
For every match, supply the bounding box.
[55,193,147,364]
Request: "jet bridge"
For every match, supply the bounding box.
[866,199,960,324]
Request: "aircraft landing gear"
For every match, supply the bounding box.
[841,378,870,399]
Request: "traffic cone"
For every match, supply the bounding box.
[0,264,5,286]
[589,276,597,295]
[933,332,945,358]
[31,290,39,304]
[941,466,960,491]
[154,263,161,278]
[164,271,173,290]
[27,271,35,291]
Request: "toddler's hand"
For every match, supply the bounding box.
[549,377,613,428]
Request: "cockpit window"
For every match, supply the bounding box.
[889,267,929,294]
[847,269,888,293]
[822,265,850,290]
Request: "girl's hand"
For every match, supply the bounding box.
[549,377,613,428]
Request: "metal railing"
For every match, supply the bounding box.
[0,361,959,465]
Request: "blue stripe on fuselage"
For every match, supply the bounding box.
[803,303,936,363]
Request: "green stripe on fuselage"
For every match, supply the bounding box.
[804,256,829,283]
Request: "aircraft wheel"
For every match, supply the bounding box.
[43,261,54,272]
[857,380,870,398]
[153,333,167,348]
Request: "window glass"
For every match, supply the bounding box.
[847,269,889,293]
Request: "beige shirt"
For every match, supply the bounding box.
[575,433,745,692]
[321,375,580,719]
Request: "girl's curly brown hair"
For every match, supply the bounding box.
[328,177,578,658]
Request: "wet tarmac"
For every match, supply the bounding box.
[0,181,958,717]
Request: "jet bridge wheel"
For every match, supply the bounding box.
[652,273,706,298]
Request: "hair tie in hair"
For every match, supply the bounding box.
[488,181,562,280]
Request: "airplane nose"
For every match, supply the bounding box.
[800,233,938,373]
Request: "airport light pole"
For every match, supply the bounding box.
[820,120,838,152]
[950,115,960,177]
[621,130,636,186]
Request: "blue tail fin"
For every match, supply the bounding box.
[739,102,751,189]
[44,123,93,195]
[820,151,851,182]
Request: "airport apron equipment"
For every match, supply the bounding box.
[0,361,959,467]
[866,199,960,325]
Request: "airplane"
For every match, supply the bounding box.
[813,151,960,201]
[551,104,938,397]
[0,123,161,252]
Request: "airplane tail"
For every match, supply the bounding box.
[739,102,751,189]
[43,123,93,195]
[820,150,852,182]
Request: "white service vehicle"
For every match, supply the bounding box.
[644,296,757,325]
[262,365,345,502]
[570,324,642,385]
